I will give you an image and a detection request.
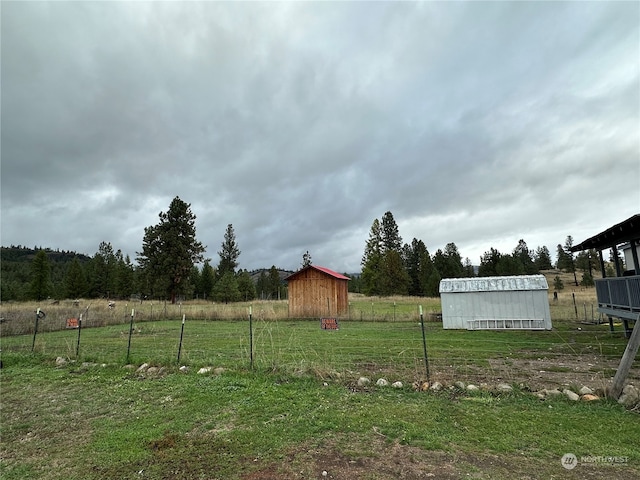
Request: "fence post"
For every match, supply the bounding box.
[177,314,185,363]
[126,309,135,364]
[249,306,254,369]
[76,314,83,358]
[31,308,44,352]
[419,305,430,382]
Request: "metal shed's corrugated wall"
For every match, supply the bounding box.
[439,275,552,330]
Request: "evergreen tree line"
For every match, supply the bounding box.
[2,199,615,302]
[1,197,288,303]
[358,212,589,297]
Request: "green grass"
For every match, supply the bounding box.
[1,318,633,383]
[1,352,638,480]
[2,301,639,479]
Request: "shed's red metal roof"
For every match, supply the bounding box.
[285,265,350,281]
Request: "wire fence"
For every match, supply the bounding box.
[2,302,636,392]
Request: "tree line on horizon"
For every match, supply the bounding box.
[1,198,611,303]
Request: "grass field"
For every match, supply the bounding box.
[2,279,639,479]
[1,351,639,480]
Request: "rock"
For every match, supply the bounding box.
[357,377,370,387]
[391,381,403,388]
[497,383,513,393]
[213,367,226,375]
[146,366,159,376]
[454,381,466,390]
[582,394,600,402]
[123,364,136,371]
[376,378,389,387]
[197,367,213,375]
[579,386,593,396]
[136,363,149,373]
[534,392,545,400]
[563,389,580,401]
[420,382,430,391]
[544,388,562,397]
[618,385,640,408]
[179,365,189,373]
[466,384,479,392]
[55,357,67,367]
[81,362,98,368]
[429,381,443,392]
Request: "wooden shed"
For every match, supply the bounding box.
[285,265,350,318]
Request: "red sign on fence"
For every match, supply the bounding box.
[66,318,79,329]
[320,318,339,330]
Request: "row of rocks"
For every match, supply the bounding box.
[53,358,639,409]
[354,375,639,409]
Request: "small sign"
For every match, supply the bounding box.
[320,318,339,330]
[66,318,79,329]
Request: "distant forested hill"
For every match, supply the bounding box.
[1,246,92,301]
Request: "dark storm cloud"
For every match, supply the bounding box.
[2,1,638,272]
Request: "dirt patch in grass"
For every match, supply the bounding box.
[242,434,640,480]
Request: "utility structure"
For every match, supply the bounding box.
[571,214,640,400]
[570,214,640,336]
[439,275,552,330]
[285,265,350,318]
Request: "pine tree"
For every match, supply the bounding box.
[256,270,269,299]
[212,271,240,303]
[478,248,501,277]
[30,250,51,300]
[553,275,564,291]
[301,251,312,268]
[114,250,134,298]
[534,246,553,271]
[268,266,281,299]
[137,196,206,303]
[361,219,383,296]
[217,224,240,277]
[89,241,118,298]
[237,270,256,301]
[556,244,572,271]
[563,236,578,286]
[200,261,215,299]
[379,250,409,295]
[513,239,537,274]
[404,238,428,296]
[64,257,87,299]
[380,211,402,253]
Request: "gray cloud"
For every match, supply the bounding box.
[2,2,638,272]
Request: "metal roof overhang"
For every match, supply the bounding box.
[570,214,640,253]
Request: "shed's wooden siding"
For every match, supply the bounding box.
[287,268,349,318]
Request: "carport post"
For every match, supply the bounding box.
[610,314,640,399]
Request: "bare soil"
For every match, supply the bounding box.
[241,435,640,480]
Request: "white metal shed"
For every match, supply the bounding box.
[439,275,552,330]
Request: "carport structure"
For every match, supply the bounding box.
[571,214,640,399]
[570,214,640,335]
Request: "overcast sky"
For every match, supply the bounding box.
[2,1,639,273]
